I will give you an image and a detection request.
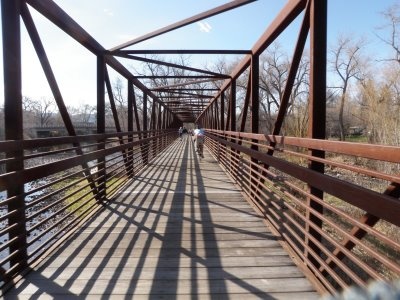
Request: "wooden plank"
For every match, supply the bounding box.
[62,238,283,250]
[28,266,308,280]
[11,278,316,295]
[27,255,297,269]
[46,247,289,259]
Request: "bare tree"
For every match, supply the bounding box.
[112,78,128,131]
[359,67,400,146]
[329,36,367,141]
[22,97,55,127]
[259,44,288,132]
[377,3,400,65]
[259,43,310,135]
[66,104,96,127]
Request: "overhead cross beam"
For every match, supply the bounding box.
[109,0,257,51]
[114,49,252,55]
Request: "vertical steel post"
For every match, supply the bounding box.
[220,91,225,130]
[230,81,236,132]
[215,101,220,130]
[157,104,162,130]
[97,55,106,200]
[250,55,260,195]
[150,101,156,158]
[143,92,148,132]
[143,92,148,164]
[2,0,28,274]
[128,79,134,177]
[229,80,236,174]
[210,103,214,129]
[306,0,327,267]
[251,55,259,137]
[219,91,225,162]
[157,104,162,150]
[214,102,218,129]
[239,75,251,133]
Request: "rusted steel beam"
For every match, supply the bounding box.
[134,75,230,79]
[26,0,102,53]
[116,54,228,77]
[109,0,257,51]
[127,79,134,177]
[162,108,167,130]
[239,75,251,132]
[97,55,106,200]
[1,0,28,275]
[132,88,142,137]
[105,69,123,133]
[198,0,307,121]
[228,80,237,172]
[150,100,156,131]
[305,0,327,268]
[250,55,259,136]
[308,0,327,141]
[142,92,149,164]
[210,102,214,129]
[152,88,220,92]
[151,78,222,90]
[215,100,220,130]
[156,93,213,98]
[150,101,157,156]
[21,3,102,204]
[166,105,206,109]
[25,0,173,115]
[21,3,76,137]
[270,0,310,141]
[157,103,162,130]
[250,55,260,199]
[115,49,252,55]
[105,68,131,173]
[321,182,400,273]
[21,3,101,203]
[225,91,231,131]
[220,91,225,130]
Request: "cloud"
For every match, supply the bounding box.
[197,21,212,33]
[103,8,114,17]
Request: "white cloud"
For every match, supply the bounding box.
[103,8,114,17]
[197,21,212,33]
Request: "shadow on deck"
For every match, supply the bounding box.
[6,136,319,299]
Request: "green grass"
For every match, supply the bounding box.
[345,135,368,143]
[51,176,125,217]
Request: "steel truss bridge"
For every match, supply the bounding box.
[1,0,399,298]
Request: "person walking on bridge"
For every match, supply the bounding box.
[193,126,205,158]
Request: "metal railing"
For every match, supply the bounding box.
[205,129,400,293]
[0,130,176,289]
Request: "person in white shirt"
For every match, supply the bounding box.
[193,127,205,157]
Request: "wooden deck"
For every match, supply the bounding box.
[7,137,319,299]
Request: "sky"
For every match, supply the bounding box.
[0,0,398,108]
